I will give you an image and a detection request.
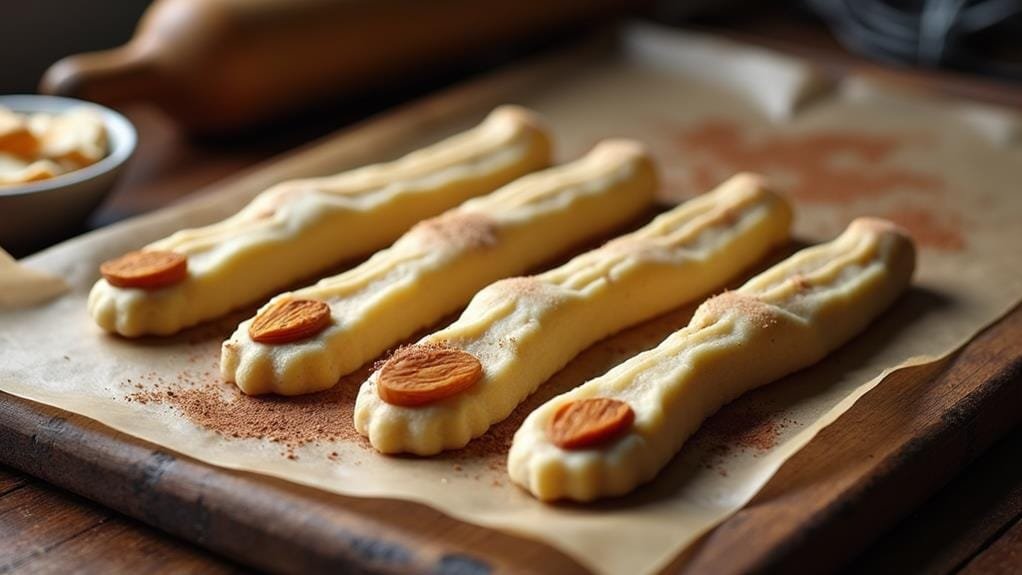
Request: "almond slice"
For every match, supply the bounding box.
[100,250,188,289]
[249,298,332,344]
[377,345,482,407]
[548,398,634,449]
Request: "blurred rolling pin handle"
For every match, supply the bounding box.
[40,0,639,134]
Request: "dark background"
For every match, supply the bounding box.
[5,1,1020,97]
[2,1,151,93]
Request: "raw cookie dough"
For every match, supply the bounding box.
[354,173,793,455]
[88,106,551,336]
[508,218,916,501]
[221,140,657,395]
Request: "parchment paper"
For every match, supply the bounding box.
[0,247,67,307]
[2,24,1022,575]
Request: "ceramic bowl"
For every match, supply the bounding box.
[0,95,136,251]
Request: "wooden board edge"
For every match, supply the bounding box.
[2,305,1018,575]
[675,303,1022,574]
[0,393,589,575]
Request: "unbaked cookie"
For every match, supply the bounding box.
[221,140,657,395]
[88,106,551,336]
[508,218,916,501]
[354,173,793,455]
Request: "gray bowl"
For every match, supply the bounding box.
[0,95,136,251]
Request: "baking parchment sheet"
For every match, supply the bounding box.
[2,24,1022,575]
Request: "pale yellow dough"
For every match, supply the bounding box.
[221,140,657,396]
[354,173,793,455]
[88,106,551,336]
[508,218,916,501]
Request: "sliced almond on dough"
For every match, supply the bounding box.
[377,345,483,406]
[249,298,332,344]
[100,250,188,289]
[548,398,634,449]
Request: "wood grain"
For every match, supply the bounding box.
[846,425,1022,575]
[675,305,1022,574]
[0,483,109,567]
[0,395,588,574]
[0,467,28,496]
[0,471,243,575]
[14,519,244,575]
[959,518,1022,575]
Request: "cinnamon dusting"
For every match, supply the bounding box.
[694,407,797,477]
[411,211,499,250]
[675,120,943,203]
[126,359,372,459]
[882,206,966,251]
[697,291,780,330]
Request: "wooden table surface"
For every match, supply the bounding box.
[2,11,1021,575]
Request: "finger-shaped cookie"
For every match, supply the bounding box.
[89,106,551,336]
[221,140,657,396]
[508,218,916,501]
[354,173,793,455]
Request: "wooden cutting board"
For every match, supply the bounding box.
[0,309,1018,574]
[2,28,1021,575]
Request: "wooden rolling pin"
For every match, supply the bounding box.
[40,0,635,134]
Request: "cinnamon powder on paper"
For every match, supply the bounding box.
[127,361,372,458]
[702,410,788,452]
[882,206,966,251]
[674,120,944,203]
[696,407,797,477]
